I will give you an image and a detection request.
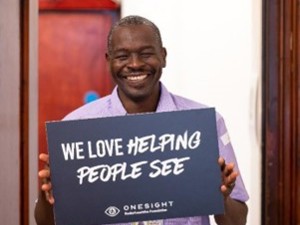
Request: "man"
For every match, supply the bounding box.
[35,15,248,225]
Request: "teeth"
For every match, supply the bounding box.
[126,75,147,81]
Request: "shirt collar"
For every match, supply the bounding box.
[110,82,177,115]
[156,83,178,112]
[110,87,127,116]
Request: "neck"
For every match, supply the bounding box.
[119,88,161,114]
[125,99,158,114]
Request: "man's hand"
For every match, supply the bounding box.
[38,153,55,204]
[214,157,248,225]
[218,157,238,198]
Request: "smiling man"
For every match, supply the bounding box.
[106,18,166,113]
[35,15,249,225]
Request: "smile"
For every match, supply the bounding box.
[126,74,148,81]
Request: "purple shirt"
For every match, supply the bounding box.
[64,83,249,225]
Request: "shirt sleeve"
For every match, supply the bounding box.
[216,114,249,202]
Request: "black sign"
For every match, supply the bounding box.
[46,108,224,225]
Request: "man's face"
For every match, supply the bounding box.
[106,24,166,103]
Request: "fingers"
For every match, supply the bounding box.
[41,180,55,204]
[38,153,55,204]
[38,153,51,179]
[218,157,239,198]
[39,153,49,164]
[46,192,55,204]
[41,181,52,192]
[224,162,235,177]
[222,171,238,189]
[38,169,50,179]
[220,184,234,197]
[220,176,237,198]
[218,157,226,171]
[41,181,55,204]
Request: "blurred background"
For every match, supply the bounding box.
[1,0,299,225]
[38,2,262,223]
[38,1,261,224]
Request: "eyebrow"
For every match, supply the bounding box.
[112,46,156,56]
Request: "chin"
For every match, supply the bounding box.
[127,92,150,102]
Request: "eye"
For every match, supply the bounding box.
[140,52,153,58]
[115,54,128,61]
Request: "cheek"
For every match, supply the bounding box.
[110,62,123,74]
[150,57,166,69]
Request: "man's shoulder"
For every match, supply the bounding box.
[62,95,112,121]
[170,93,222,121]
[171,93,209,110]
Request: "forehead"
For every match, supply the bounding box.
[111,24,159,50]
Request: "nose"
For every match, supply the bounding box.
[127,54,144,69]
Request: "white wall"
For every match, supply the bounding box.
[122,1,262,224]
[0,1,21,224]
[0,2,38,225]
[29,1,39,224]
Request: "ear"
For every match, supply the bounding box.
[105,52,110,62]
[161,47,167,68]
[105,53,112,73]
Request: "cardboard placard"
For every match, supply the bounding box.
[46,108,224,225]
